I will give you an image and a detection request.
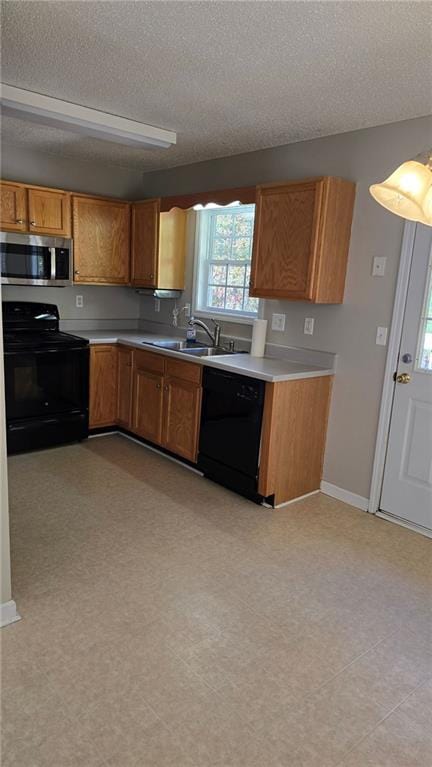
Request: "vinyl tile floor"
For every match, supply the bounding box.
[2,434,431,766]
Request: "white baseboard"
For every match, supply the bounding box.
[0,600,21,628]
[320,481,369,512]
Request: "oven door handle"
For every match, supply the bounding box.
[4,346,89,355]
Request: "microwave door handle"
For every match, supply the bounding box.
[50,247,56,280]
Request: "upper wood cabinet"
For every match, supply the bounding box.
[131,199,187,289]
[73,196,130,284]
[89,345,118,429]
[0,181,71,236]
[131,199,159,287]
[249,177,355,303]
[28,188,71,236]
[0,182,27,232]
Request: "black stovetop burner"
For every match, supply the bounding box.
[2,301,88,351]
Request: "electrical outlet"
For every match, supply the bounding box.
[376,326,388,346]
[271,313,286,332]
[154,298,160,313]
[304,317,314,335]
[75,295,83,308]
[183,303,191,318]
[372,257,387,277]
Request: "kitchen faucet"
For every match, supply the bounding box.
[188,317,221,347]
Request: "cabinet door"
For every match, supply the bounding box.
[131,199,160,287]
[73,196,130,284]
[250,180,322,301]
[117,346,133,429]
[28,188,71,236]
[162,376,202,462]
[132,367,164,444]
[89,345,118,428]
[0,182,27,232]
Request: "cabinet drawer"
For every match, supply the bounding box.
[134,349,165,375]
[165,358,202,384]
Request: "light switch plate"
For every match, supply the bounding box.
[304,317,314,335]
[376,326,388,346]
[75,295,83,308]
[372,256,387,277]
[271,313,286,332]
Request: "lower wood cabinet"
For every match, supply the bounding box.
[89,345,118,428]
[258,375,333,505]
[131,351,202,462]
[89,345,332,494]
[117,346,133,429]
[89,345,202,463]
[132,368,164,444]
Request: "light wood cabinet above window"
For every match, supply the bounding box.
[249,177,355,304]
[0,181,71,237]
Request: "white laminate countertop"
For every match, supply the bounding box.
[74,330,335,383]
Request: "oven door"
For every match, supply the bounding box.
[4,346,89,422]
[0,233,72,286]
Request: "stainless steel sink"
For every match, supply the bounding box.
[143,340,208,351]
[179,347,237,357]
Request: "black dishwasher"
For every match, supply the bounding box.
[198,367,266,501]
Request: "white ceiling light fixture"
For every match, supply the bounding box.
[0,84,176,149]
[369,150,432,226]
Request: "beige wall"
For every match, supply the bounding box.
[3,285,140,332]
[1,143,145,199]
[140,116,432,499]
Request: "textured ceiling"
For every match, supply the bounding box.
[1,1,431,171]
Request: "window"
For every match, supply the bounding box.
[194,204,259,320]
[416,250,432,371]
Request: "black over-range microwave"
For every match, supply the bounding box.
[1,233,72,287]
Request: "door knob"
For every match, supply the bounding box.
[30,220,36,226]
[396,372,411,384]
[15,218,24,224]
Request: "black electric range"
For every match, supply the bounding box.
[2,301,90,454]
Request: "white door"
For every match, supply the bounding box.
[381,224,432,533]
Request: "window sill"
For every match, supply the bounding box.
[193,309,257,326]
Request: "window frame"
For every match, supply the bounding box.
[415,246,432,372]
[192,204,259,324]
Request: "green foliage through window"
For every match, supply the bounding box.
[196,205,258,317]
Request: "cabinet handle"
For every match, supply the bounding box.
[30,220,36,226]
[156,383,161,389]
[16,219,24,224]
[149,273,154,279]
[164,385,168,392]
[74,269,80,275]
